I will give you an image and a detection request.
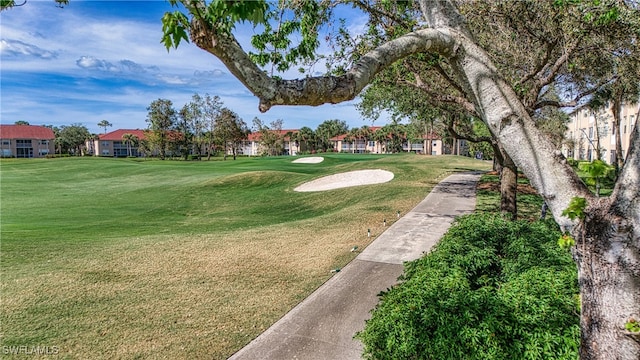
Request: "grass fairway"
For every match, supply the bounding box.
[1,154,490,359]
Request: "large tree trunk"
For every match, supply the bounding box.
[574,204,640,360]
[492,142,517,220]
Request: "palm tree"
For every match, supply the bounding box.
[348,127,362,153]
[297,126,316,153]
[360,126,372,153]
[372,127,388,154]
[122,133,138,157]
[86,133,100,156]
[97,120,112,134]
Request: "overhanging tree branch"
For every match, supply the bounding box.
[189,20,458,112]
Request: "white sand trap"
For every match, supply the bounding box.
[292,156,324,164]
[294,169,394,192]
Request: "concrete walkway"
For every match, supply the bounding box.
[228,172,482,360]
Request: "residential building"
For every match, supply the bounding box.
[562,101,639,164]
[0,124,55,158]
[238,130,300,156]
[330,126,444,155]
[88,129,147,157]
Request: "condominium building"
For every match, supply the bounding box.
[0,124,55,158]
[87,129,147,157]
[563,102,639,164]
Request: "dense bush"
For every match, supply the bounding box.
[357,214,579,360]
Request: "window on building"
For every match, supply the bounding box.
[1,140,10,145]
[588,127,593,138]
[624,125,627,134]
[610,150,616,164]
[39,140,49,145]
[102,141,110,147]
[16,139,31,148]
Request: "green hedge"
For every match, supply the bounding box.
[357,214,579,360]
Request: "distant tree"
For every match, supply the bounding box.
[379,122,406,153]
[14,120,29,125]
[58,123,90,155]
[86,133,100,156]
[121,133,139,157]
[253,118,284,156]
[202,94,223,160]
[316,119,348,151]
[145,99,177,160]
[213,108,249,160]
[176,105,195,160]
[359,125,373,153]
[295,126,317,153]
[181,93,207,158]
[137,136,153,158]
[372,127,389,154]
[97,120,112,134]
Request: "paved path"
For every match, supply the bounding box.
[228,172,482,360]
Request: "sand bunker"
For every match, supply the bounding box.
[294,169,394,192]
[292,157,324,164]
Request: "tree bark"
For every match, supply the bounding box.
[493,142,518,220]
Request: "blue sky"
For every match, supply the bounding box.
[0,1,382,134]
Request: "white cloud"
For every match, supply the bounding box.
[0,39,58,59]
[76,56,116,71]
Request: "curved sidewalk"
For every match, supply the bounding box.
[229,171,482,360]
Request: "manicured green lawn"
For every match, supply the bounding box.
[1,154,490,359]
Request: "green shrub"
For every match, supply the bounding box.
[357,214,579,360]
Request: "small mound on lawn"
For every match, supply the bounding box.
[292,157,324,164]
[294,169,394,192]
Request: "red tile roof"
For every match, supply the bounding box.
[99,129,148,141]
[0,125,55,139]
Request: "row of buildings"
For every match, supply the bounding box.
[2,100,637,162]
[0,125,449,158]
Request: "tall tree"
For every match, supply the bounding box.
[316,119,348,151]
[121,133,138,157]
[97,120,112,134]
[57,123,90,155]
[162,1,640,357]
[178,93,208,159]
[253,118,284,156]
[295,126,317,153]
[86,133,100,156]
[145,99,176,160]
[202,94,223,160]
[213,107,249,160]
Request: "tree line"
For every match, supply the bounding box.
[30,94,488,159]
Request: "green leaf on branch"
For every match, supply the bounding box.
[161,11,190,51]
[558,234,576,250]
[562,197,587,221]
[625,319,640,333]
